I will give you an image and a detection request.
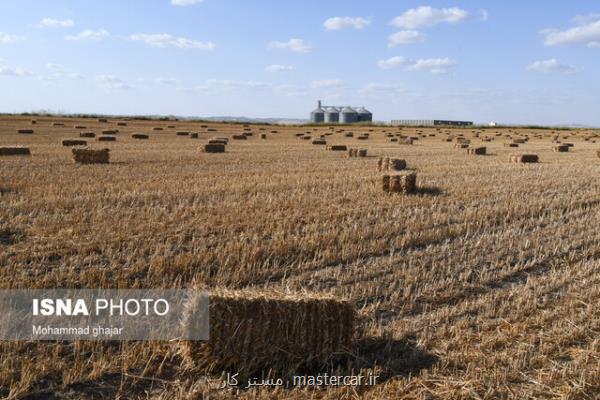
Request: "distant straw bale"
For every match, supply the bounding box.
[357,149,367,157]
[232,134,247,140]
[312,139,326,145]
[153,127,163,131]
[98,136,116,142]
[510,154,538,163]
[72,148,109,164]
[132,133,149,139]
[190,133,199,139]
[180,288,356,376]
[260,133,267,139]
[98,118,108,123]
[553,145,569,152]
[204,144,226,153]
[117,122,127,126]
[17,129,34,134]
[467,147,486,155]
[52,122,64,127]
[80,132,96,138]
[454,143,469,149]
[176,131,190,136]
[0,147,31,156]
[327,145,347,151]
[101,130,117,135]
[62,139,87,147]
[74,125,87,129]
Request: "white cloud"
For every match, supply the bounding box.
[359,83,405,97]
[377,56,410,69]
[391,6,469,29]
[378,56,456,74]
[388,30,425,47]
[265,64,296,72]
[0,65,33,77]
[273,84,307,96]
[323,16,371,31]
[572,13,600,25]
[38,18,74,28]
[65,29,109,41]
[527,59,582,74]
[171,0,203,5]
[155,77,181,85]
[480,9,489,21]
[268,38,312,53]
[96,75,132,90]
[130,33,215,49]
[0,32,25,44]
[311,79,345,89]
[408,58,457,74]
[543,19,600,47]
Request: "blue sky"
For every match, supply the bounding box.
[1,1,599,125]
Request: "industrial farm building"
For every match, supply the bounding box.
[391,119,473,127]
[310,101,372,124]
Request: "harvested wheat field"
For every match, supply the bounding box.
[3,114,600,399]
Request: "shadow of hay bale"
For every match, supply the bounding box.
[414,186,444,197]
[352,334,438,380]
[0,227,24,245]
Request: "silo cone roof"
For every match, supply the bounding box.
[341,106,357,113]
[312,107,325,113]
[357,107,371,114]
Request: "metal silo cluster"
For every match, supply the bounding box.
[310,100,372,124]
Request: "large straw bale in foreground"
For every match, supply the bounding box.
[382,172,417,194]
[72,148,110,164]
[180,289,356,376]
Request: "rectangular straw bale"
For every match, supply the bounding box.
[52,122,64,127]
[312,139,326,145]
[71,148,109,164]
[357,149,368,157]
[260,133,267,139]
[504,143,518,147]
[180,289,356,376]
[176,131,190,136]
[80,131,96,138]
[62,139,87,147]
[454,143,469,149]
[347,148,357,157]
[208,139,227,145]
[132,133,149,139]
[389,158,407,171]
[98,118,108,123]
[101,130,117,135]
[190,133,199,139]
[232,134,247,140]
[382,172,417,194]
[204,143,226,153]
[553,145,569,152]
[0,147,31,156]
[117,122,127,126]
[467,146,486,155]
[510,154,538,163]
[97,136,116,142]
[328,145,347,151]
[17,129,34,134]
[74,125,87,129]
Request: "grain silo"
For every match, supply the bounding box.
[310,100,325,123]
[340,106,358,124]
[324,107,340,123]
[356,107,372,122]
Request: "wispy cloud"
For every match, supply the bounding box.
[311,79,346,89]
[196,79,269,93]
[171,0,203,5]
[130,33,215,49]
[323,16,371,31]
[0,32,25,44]
[542,17,600,47]
[378,56,456,74]
[265,64,296,73]
[65,29,109,41]
[527,59,582,74]
[38,18,74,28]
[480,9,489,21]
[96,75,132,90]
[0,64,33,77]
[391,6,469,29]
[388,30,425,47]
[268,38,312,53]
[155,77,181,85]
